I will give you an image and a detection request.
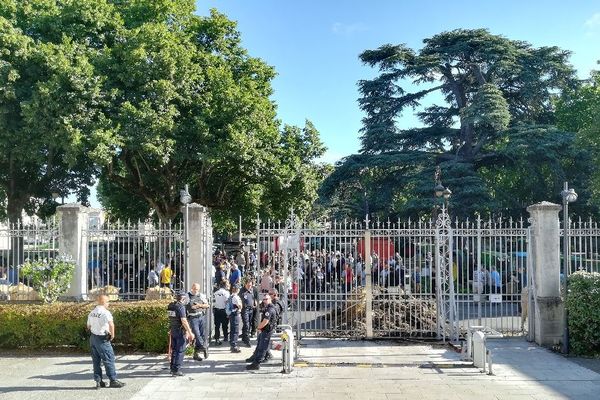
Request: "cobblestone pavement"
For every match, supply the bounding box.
[1,338,599,400]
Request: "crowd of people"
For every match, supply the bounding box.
[247,245,526,300]
[85,250,188,296]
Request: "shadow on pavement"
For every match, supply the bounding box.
[0,386,93,393]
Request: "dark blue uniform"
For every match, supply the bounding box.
[240,287,255,345]
[248,303,276,366]
[263,298,284,361]
[168,301,187,373]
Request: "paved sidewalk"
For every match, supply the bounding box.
[1,338,599,400]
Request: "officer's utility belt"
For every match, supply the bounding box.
[92,333,112,341]
[188,312,205,318]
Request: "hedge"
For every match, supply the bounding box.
[0,301,171,353]
[567,271,600,356]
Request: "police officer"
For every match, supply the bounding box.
[213,281,230,345]
[239,279,256,347]
[87,294,125,389]
[168,291,195,376]
[228,285,243,353]
[245,293,276,370]
[262,288,284,362]
[250,278,260,337]
[187,283,209,361]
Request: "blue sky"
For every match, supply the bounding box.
[82,1,600,207]
[197,0,600,163]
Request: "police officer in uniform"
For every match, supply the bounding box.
[168,291,195,376]
[245,293,276,370]
[228,285,243,353]
[262,288,284,362]
[239,279,256,347]
[87,294,125,389]
[187,283,209,361]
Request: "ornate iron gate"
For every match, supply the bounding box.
[256,211,529,341]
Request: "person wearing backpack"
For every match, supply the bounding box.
[227,285,243,353]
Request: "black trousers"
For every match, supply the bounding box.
[213,308,228,341]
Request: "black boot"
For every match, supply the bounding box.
[246,362,260,370]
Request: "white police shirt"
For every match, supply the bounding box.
[87,305,113,335]
[214,288,230,310]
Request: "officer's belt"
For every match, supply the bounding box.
[188,312,205,318]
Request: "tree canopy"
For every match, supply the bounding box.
[556,71,600,205]
[0,1,326,229]
[321,29,596,219]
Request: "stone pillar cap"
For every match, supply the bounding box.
[526,201,562,212]
[57,203,89,212]
[180,203,208,213]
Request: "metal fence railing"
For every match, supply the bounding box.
[562,219,600,275]
[84,220,185,300]
[256,215,529,340]
[0,218,60,301]
[0,207,214,303]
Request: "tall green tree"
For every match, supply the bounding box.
[0,3,108,222]
[322,29,593,219]
[91,9,325,226]
[0,1,326,230]
[556,71,600,206]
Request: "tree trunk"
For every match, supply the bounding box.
[6,195,26,269]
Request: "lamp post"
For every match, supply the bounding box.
[51,192,64,205]
[561,181,577,354]
[434,166,452,211]
[180,184,192,289]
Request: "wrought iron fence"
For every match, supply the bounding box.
[562,219,600,275]
[83,220,185,300]
[256,214,529,340]
[0,218,60,301]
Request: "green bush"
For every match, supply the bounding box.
[0,301,171,353]
[567,271,600,356]
[20,257,75,303]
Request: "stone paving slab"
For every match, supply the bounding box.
[1,338,599,400]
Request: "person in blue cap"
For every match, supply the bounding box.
[168,291,195,376]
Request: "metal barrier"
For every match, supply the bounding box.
[272,324,294,373]
[465,325,503,375]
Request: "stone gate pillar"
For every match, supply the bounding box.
[184,204,212,293]
[527,201,563,347]
[58,204,89,300]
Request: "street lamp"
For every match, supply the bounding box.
[180,185,192,289]
[434,166,452,209]
[561,181,577,354]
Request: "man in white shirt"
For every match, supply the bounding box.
[86,294,125,389]
[213,282,230,345]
